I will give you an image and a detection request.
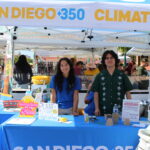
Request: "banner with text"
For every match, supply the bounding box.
[0,1,150,30]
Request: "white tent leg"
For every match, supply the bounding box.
[3,33,13,94]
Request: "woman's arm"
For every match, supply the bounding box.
[84,92,90,104]
[94,92,100,116]
[51,88,56,103]
[73,90,79,115]
[84,83,92,104]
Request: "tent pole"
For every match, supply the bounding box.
[124,52,127,67]
[91,48,94,64]
[10,35,15,94]
[3,33,13,94]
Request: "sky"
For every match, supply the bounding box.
[15,50,34,59]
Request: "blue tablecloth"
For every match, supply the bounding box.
[0,113,14,150]
[1,115,145,150]
[0,114,14,124]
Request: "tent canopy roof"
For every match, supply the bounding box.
[0,0,150,52]
[127,47,150,56]
[2,27,150,49]
[0,26,150,51]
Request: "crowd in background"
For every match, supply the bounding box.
[0,54,150,92]
[72,57,150,90]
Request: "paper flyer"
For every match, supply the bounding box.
[6,118,36,125]
[122,99,140,122]
[38,102,58,121]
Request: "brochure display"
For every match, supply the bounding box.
[122,99,140,122]
[5,118,36,125]
[38,103,58,121]
[18,95,38,117]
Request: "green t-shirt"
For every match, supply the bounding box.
[137,66,148,76]
[91,69,133,115]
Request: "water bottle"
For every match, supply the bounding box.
[112,104,119,124]
[84,113,89,123]
[42,90,48,103]
[113,104,119,113]
[25,90,32,96]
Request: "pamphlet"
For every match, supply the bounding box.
[6,117,36,125]
[122,99,140,122]
[18,95,38,117]
[35,93,42,103]
[38,102,58,121]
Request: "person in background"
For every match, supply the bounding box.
[91,50,133,116]
[33,55,39,74]
[125,61,133,76]
[97,63,104,72]
[118,59,125,73]
[145,64,150,71]
[118,63,124,72]
[84,63,100,76]
[133,59,149,89]
[137,60,148,76]
[74,61,84,76]
[13,55,33,89]
[70,57,76,67]
[50,57,81,115]
[130,60,136,75]
[84,82,95,116]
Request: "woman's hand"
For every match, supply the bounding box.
[73,111,79,116]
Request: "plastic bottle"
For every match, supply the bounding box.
[42,90,48,103]
[25,91,32,96]
[113,104,119,113]
[84,113,89,123]
[112,104,119,124]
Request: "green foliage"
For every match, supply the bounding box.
[14,55,33,64]
[14,55,19,63]
[118,47,131,54]
[27,58,33,63]
[118,47,136,63]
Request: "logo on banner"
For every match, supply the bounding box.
[0,7,85,21]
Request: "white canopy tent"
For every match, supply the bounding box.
[0,0,150,51]
[127,47,150,56]
[118,55,131,62]
[34,49,101,57]
[0,26,150,55]
[0,0,150,93]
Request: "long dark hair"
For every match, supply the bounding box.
[55,57,75,92]
[15,55,32,74]
[101,50,119,69]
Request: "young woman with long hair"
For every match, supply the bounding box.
[50,57,81,115]
[14,55,33,89]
